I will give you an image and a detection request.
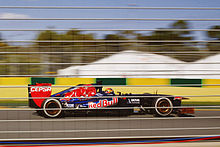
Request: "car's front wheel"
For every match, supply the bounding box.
[42,99,63,118]
[152,97,173,117]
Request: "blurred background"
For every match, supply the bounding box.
[0,0,220,144]
[0,0,219,78]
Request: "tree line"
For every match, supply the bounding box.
[0,20,219,75]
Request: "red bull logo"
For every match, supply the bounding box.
[88,97,118,108]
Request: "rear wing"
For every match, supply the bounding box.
[28,83,52,108]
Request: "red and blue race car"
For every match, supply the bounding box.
[28,82,194,118]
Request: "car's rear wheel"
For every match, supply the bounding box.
[42,99,63,118]
[152,97,173,117]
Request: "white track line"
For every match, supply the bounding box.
[0,116,220,122]
[0,134,219,141]
[1,127,220,134]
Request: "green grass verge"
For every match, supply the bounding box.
[0,100,27,107]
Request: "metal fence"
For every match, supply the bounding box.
[0,6,219,142]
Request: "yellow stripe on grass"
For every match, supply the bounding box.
[0,78,29,85]
[56,78,95,86]
[196,109,220,111]
[126,78,169,86]
[0,78,29,101]
[203,79,220,88]
[0,87,27,101]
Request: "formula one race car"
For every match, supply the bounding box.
[28,82,194,118]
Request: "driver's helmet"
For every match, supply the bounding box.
[104,88,114,94]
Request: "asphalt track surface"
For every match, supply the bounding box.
[0,109,219,141]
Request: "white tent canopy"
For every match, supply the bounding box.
[58,50,220,78]
[58,50,185,78]
[182,54,220,79]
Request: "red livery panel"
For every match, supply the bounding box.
[29,83,52,108]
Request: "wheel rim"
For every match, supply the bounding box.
[44,99,62,117]
[45,101,60,115]
[157,99,171,114]
[155,98,173,116]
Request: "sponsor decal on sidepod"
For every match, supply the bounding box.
[30,87,51,92]
[88,97,118,108]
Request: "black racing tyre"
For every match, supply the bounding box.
[152,97,173,117]
[42,99,63,118]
